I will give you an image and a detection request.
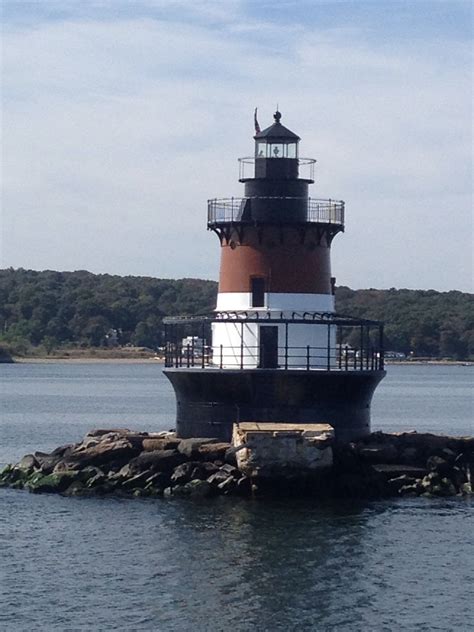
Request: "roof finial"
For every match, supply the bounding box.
[274,108,281,123]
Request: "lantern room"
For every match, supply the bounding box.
[253,111,301,180]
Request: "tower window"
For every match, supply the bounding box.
[251,277,265,307]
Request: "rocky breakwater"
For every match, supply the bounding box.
[0,428,472,500]
[0,429,251,499]
[334,431,473,499]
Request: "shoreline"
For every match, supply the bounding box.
[11,356,164,364]
[8,356,472,366]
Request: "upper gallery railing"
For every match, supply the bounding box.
[207,197,345,228]
[238,157,316,181]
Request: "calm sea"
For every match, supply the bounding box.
[1,363,473,631]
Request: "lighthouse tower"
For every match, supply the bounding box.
[164,111,385,442]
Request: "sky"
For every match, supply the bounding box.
[1,0,472,291]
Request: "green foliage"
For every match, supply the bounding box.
[0,269,472,359]
[0,268,217,352]
[335,286,473,359]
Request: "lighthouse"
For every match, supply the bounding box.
[164,111,385,442]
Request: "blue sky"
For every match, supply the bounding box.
[2,0,472,291]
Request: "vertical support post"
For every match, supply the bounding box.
[336,327,343,371]
[379,324,385,370]
[360,325,364,371]
[176,325,180,368]
[220,344,223,369]
[191,337,194,368]
[345,344,349,371]
[240,321,244,369]
[285,322,288,370]
[201,322,205,368]
[366,326,370,369]
[186,344,190,368]
[306,345,310,371]
[327,323,331,371]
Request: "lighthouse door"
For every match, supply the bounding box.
[259,326,279,369]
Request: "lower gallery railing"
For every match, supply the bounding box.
[163,314,385,372]
[165,345,382,371]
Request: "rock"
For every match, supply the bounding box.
[121,471,154,490]
[178,479,213,498]
[386,475,418,493]
[142,437,180,452]
[460,482,472,495]
[187,479,213,498]
[78,466,106,484]
[399,483,421,497]
[440,448,457,463]
[109,463,134,480]
[53,459,83,473]
[50,444,74,457]
[207,468,238,487]
[34,451,62,474]
[439,477,457,496]
[170,462,199,485]
[217,476,236,494]
[85,472,107,488]
[177,438,219,459]
[450,466,467,489]
[17,454,39,472]
[220,463,240,477]
[25,472,76,494]
[129,449,186,473]
[0,464,14,486]
[163,486,173,497]
[236,476,252,495]
[86,428,131,438]
[358,444,398,464]
[426,455,451,475]
[421,472,440,489]
[371,464,427,478]
[196,443,231,461]
[400,447,419,465]
[224,447,238,467]
[201,462,219,476]
[63,481,87,496]
[69,438,140,467]
[144,472,168,494]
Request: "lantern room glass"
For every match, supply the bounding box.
[255,141,298,159]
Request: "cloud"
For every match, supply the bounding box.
[1,3,472,291]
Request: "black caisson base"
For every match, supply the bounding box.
[164,368,386,443]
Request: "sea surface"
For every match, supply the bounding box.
[1,363,473,631]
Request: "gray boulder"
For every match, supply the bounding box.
[69,437,140,467]
[177,438,219,458]
[358,443,398,464]
[17,454,39,473]
[196,442,231,461]
[34,451,62,474]
[142,437,180,452]
[129,449,186,473]
[171,462,199,485]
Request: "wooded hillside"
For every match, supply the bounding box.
[0,268,472,359]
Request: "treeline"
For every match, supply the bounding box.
[336,286,473,359]
[0,268,472,359]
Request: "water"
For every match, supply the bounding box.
[1,363,473,631]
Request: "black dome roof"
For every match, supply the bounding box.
[254,111,300,141]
